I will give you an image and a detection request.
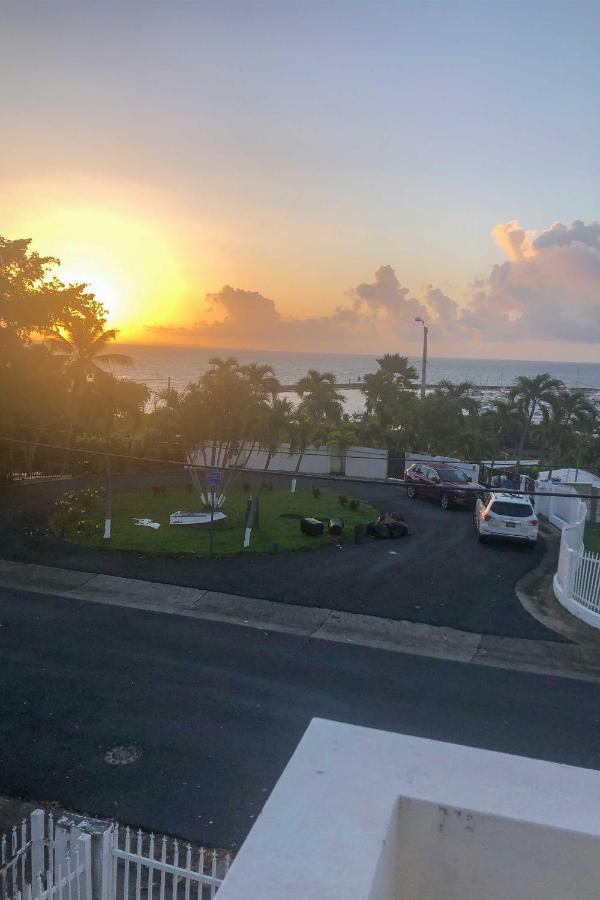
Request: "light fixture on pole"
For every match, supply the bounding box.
[414,317,428,401]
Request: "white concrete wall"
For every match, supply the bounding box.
[190,442,388,478]
[345,446,387,480]
[535,482,582,530]
[218,719,600,900]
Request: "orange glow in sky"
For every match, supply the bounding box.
[2,181,201,342]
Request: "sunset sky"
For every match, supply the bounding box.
[1,1,599,361]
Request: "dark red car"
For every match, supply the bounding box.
[404,463,484,510]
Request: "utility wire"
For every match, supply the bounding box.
[1,435,598,500]
[3,420,596,470]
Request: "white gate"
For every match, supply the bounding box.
[1,814,230,900]
[111,827,230,900]
[1,812,91,900]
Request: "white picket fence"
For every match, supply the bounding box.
[111,826,230,900]
[553,499,600,628]
[572,548,600,616]
[1,811,90,900]
[1,813,230,900]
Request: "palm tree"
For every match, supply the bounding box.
[375,353,418,389]
[362,370,400,423]
[47,319,133,386]
[509,373,564,470]
[296,370,345,424]
[240,362,281,400]
[261,396,294,472]
[432,380,479,415]
[544,389,598,475]
[47,317,133,471]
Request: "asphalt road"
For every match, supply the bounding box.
[0,585,598,851]
[1,473,556,640]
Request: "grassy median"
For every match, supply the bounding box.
[61,485,379,556]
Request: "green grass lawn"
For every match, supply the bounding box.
[70,486,379,556]
[584,522,600,554]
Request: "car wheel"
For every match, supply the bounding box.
[406,485,417,500]
[527,539,537,549]
[440,492,451,510]
[478,532,487,543]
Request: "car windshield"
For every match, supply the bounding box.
[490,502,532,518]
[437,468,470,483]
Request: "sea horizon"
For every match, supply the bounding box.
[109,344,600,417]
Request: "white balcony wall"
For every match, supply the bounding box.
[218,719,600,900]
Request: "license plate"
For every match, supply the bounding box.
[505,522,516,528]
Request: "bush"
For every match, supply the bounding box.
[186,484,194,494]
[151,485,167,495]
[339,494,348,506]
[242,482,251,493]
[312,486,321,498]
[50,488,104,538]
[349,498,360,511]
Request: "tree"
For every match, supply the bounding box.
[239,362,280,401]
[431,379,479,415]
[375,353,418,388]
[296,370,345,425]
[509,374,564,469]
[46,317,133,388]
[260,396,294,472]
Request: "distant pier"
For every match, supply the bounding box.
[277,382,597,393]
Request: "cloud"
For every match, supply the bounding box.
[463,218,600,342]
[149,267,428,350]
[147,218,600,349]
[492,219,535,261]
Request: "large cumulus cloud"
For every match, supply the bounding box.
[462,219,600,342]
[147,219,600,349]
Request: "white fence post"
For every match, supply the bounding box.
[30,811,45,898]
[77,834,92,900]
[55,814,114,900]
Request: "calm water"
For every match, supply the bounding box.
[115,344,600,416]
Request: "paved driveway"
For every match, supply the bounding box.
[0,586,595,849]
[0,474,557,640]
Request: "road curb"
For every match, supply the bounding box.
[515,524,600,645]
[2,559,600,682]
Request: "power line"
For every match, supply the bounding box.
[3,420,597,470]
[1,435,598,500]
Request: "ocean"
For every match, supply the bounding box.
[115,345,600,416]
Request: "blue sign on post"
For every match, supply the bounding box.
[207,471,222,488]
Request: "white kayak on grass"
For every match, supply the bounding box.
[133,517,161,529]
[169,510,227,526]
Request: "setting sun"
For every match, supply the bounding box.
[3,188,194,341]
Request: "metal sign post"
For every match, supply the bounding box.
[207,471,222,556]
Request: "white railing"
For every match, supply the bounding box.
[573,549,600,615]
[111,827,230,900]
[553,499,600,627]
[1,811,90,900]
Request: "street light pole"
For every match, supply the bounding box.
[415,317,428,401]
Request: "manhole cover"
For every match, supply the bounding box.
[104,746,142,766]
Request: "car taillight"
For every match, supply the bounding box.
[481,512,491,521]
[530,518,538,525]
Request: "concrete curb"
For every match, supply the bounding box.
[2,559,600,682]
[515,524,600,645]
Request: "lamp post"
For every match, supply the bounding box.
[415,317,428,401]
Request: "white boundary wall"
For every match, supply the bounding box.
[218,719,600,899]
[534,481,580,529]
[189,443,388,479]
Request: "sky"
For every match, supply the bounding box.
[1,0,599,361]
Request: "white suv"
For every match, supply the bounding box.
[475,492,538,546]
